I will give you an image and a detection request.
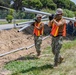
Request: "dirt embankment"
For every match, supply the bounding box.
[0,27,51,69]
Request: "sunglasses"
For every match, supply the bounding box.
[38,17,42,18]
[57,14,62,15]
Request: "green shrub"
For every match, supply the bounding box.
[63,9,75,17]
[74,11,76,17]
[41,8,55,14]
[6,15,13,23]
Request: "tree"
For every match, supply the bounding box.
[11,0,22,10]
[69,1,76,11]
[40,0,56,10]
[63,9,75,17]
[6,9,14,23]
[22,0,43,10]
[74,11,76,17]
[53,0,76,11]
[0,0,10,7]
[22,0,29,8]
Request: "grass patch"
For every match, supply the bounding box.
[4,39,76,75]
[0,19,29,25]
[0,21,9,24]
[62,40,76,49]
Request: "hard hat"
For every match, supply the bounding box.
[56,8,63,15]
[36,14,42,18]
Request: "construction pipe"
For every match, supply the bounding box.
[16,18,48,26]
[26,44,34,50]
[18,21,48,32]
[18,24,31,32]
[23,7,76,22]
[0,47,25,57]
[63,17,76,22]
[18,7,76,32]
[16,21,34,26]
[15,21,35,30]
[0,35,50,57]
[0,6,12,10]
[22,7,51,16]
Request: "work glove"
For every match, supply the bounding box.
[49,14,54,21]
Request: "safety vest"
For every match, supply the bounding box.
[33,22,44,36]
[50,21,66,37]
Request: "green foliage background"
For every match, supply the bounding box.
[0,0,76,19]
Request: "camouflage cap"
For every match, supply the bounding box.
[36,14,42,18]
[56,8,63,15]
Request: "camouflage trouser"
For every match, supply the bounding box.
[51,36,63,65]
[34,35,42,53]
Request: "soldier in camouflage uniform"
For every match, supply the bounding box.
[33,14,44,57]
[48,8,66,67]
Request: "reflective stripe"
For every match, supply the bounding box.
[62,24,66,36]
[54,27,59,36]
[51,23,59,36]
[38,30,40,36]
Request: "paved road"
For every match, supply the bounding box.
[0,24,15,30]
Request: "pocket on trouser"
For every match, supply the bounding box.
[58,37,63,46]
[37,40,42,45]
[36,36,42,51]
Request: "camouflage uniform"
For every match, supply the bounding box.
[34,35,42,54]
[51,36,63,65]
[48,8,66,67]
[33,14,44,56]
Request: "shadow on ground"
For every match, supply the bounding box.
[20,64,53,73]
